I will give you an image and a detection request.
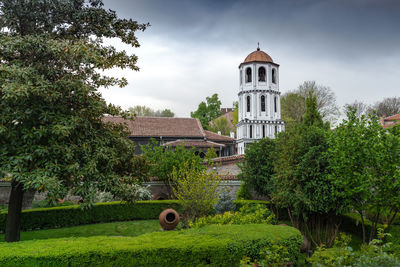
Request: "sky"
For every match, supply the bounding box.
[100,0,400,117]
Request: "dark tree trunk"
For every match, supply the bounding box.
[5,180,24,242]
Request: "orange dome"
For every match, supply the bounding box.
[243,47,274,64]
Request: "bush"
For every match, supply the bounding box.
[0,200,182,233]
[237,181,252,200]
[193,204,274,228]
[0,224,302,266]
[0,200,270,233]
[214,191,236,214]
[172,162,220,225]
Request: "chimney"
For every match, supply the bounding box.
[230,132,235,138]
[217,131,221,135]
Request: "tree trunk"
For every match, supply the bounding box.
[5,180,24,242]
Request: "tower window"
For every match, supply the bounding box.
[240,70,242,84]
[274,96,277,113]
[247,95,251,112]
[249,125,253,138]
[261,95,265,112]
[258,67,266,82]
[275,125,278,135]
[262,125,265,138]
[272,68,277,84]
[246,67,252,83]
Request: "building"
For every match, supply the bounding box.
[103,116,236,157]
[209,108,236,135]
[236,46,284,154]
[381,114,400,128]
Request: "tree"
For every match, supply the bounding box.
[371,97,400,117]
[190,93,222,129]
[128,105,174,117]
[238,138,276,198]
[343,100,371,119]
[209,117,231,136]
[232,101,238,127]
[281,81,340,125]
[328,109,400,243]
[171,161,220,226]
[272,94,343,247]
[0,0,149,242]
[141,140,205,183]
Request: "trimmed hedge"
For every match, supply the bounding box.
[0,224,302,266]
[0,200,269,232]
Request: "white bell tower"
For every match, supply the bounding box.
[236,45,285,154]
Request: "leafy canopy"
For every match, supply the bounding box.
[191,93,222,129]
[0,0,149,204]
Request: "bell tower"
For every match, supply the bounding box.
[236,46,284,154]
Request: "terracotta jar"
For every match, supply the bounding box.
[159,208,179,230]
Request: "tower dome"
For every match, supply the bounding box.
[242,47,274,64]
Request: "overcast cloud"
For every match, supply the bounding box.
[100,0,400,117]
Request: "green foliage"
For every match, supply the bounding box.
[0,224,302,267]
[236,182,252,200]
[141,140,205,182]
[210,116,231,136]
[309,229,400,267]
[0,0,150,211]
[0,220,161,242]
[273,95,343,247]
[214,191,236,214]
[191,93,222,129]
[193,204,274,228]
[240,241,291,267]
[238,138,276,197]
[232,101,239,128]
[128,105,174,117]
[0,200,266,233]
[328,109,400,242]
[172,162,220,224]
[0,201,182,232]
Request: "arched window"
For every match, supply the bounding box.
[262,125,265,138]
[246,67,252,83]
[275,125,278,135]
[240,70,243,84]
[274,96,277,113]
[249,125,253,138]
[258,67,266,82]
[247,95,251,112]
[272,68,276,84]
[261,95,265,112]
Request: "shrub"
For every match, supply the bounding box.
[0,224,302,267]
[193,204,274,228]
[172,162,220,225]
[214,191,236,214]
[236,181,252,200]
[0,200,269,233]
[0,200,182,233]
[309,229,400,267]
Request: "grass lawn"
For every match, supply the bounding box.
[0,220,161,242]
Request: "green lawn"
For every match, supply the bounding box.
[0,220,161,242]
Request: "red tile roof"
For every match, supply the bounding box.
[204,130,235,142]
[103,116,204,137]
[163,139,225,148]
[381,114,400,129]
[209,154,245,163]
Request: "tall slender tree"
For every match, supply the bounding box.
[0,0,149,242]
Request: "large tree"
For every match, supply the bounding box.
[371,97,400,117]
[281,81,340,125]
[272,94,343,247]
[190,93,222,129]
[328,109,400,243]
[0,0,149,242]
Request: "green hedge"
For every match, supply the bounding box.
[0,200,269,232]
[0,200,182,232]
[0,224,302,266]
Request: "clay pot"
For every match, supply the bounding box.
[159,208,180,230]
